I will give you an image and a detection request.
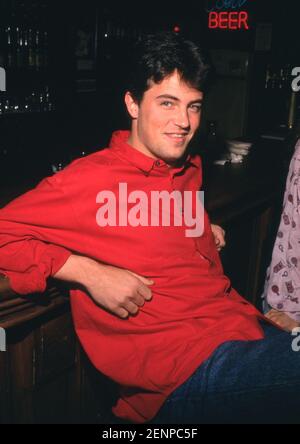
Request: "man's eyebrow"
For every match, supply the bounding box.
[189,99,203,104]
[156,94,203,104]
[156,94,180,101]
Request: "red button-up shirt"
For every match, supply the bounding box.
[0,130,264,422]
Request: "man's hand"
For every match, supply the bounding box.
[54,255,154,319]
[211,224,226,251]
[84,263,154,319]
[265,309,300,332]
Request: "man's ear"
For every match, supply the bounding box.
[124,91,139,119]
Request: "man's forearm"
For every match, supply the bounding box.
[0,256,102,303]
[53,254,104,289]
[53,255,153,319]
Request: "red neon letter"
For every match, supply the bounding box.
[229,12,238,30]
[209,12,219,29]
[219,12,229,29]
[239,11,249,30]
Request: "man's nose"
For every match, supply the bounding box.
[174,108,190,129]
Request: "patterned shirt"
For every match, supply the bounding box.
[263,139,300,322]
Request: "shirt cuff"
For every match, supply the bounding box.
[5,246,72,295]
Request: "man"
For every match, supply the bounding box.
[0,32,300,424]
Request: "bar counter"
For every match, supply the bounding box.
[0,137,288,423]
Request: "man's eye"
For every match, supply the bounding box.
[161,101,174,108]
[189,104,202,112]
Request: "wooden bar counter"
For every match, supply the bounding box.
[0,138,288,423]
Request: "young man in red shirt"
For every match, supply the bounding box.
[0,32,300,424]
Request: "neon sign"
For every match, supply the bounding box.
[206,0,249,30]
[209,11,249,29]
[206,0,248,12]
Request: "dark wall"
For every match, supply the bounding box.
[1,0,300,186]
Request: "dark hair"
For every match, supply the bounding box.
[127,32,211,102]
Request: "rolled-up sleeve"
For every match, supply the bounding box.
[0,175,77,295]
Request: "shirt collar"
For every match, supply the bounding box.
[109,130,200,175]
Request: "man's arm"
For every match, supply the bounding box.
[0,252,154,319]
[0,175,154,317]
[54,255,154,319]
[0,176,78,296]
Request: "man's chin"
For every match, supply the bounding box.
[157,144,190,166]
[164,154,186,167]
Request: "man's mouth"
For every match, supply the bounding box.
[165,133,189,140]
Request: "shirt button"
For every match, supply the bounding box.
[154,160,161,167]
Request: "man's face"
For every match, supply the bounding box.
[126,70,203,165]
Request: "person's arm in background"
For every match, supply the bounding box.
[265,309,300,331]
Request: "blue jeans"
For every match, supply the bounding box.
[151,322,300,424]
